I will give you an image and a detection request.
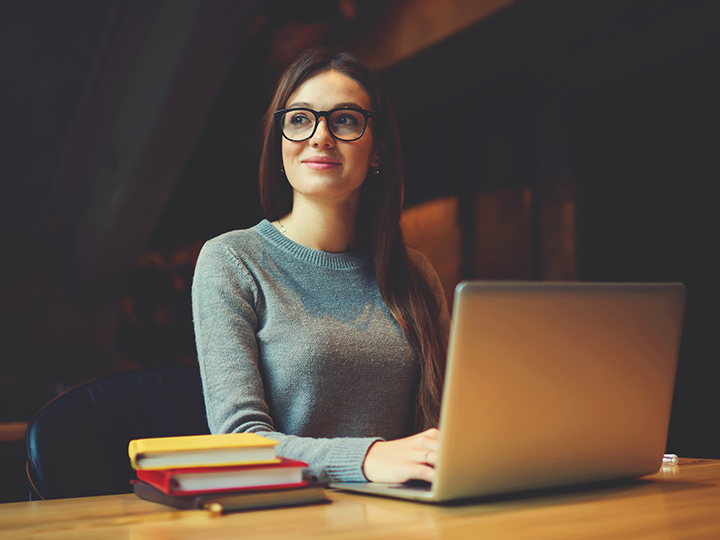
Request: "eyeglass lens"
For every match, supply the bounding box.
[281,109,367,141]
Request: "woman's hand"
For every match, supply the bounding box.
[362,428,439,484]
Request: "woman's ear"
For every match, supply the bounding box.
[371,147,380,169]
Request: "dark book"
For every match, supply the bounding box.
[132,480,329,514]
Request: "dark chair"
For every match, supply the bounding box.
[26,367,209,500]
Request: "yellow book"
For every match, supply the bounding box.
[128,433,280,470]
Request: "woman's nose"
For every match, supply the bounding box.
[309,118,335,147]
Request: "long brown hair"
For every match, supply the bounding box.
[258,48,447,430]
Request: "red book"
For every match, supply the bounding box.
[135,457,308,495]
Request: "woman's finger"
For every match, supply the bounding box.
[417,448,437,466]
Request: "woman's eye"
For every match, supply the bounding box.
[334,114,359,126]
[289,113,311,125]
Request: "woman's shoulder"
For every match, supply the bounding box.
[195,221,273,272]
[201,221,274,255]
[406,247,450,318]
[406,247,438,280]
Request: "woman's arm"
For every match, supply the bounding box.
[191,237,380,483]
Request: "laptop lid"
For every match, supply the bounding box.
[333,281,685,503]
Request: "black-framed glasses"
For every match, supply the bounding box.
[274,107,374,142]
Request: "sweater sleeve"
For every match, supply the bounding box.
[191,238,379,483]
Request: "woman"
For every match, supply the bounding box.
[192,48,449,484]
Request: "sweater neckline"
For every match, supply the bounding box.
[257,220,370,270]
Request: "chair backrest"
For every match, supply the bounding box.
[26,367,209,499]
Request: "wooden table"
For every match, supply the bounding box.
[2,458,719,539]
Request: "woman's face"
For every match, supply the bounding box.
[281,70,378,209]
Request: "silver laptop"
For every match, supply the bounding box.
[332,281,686,502]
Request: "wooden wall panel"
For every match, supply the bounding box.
[401,196,463,310]
[474,189,533,280]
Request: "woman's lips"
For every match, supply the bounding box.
[303,157,341,170]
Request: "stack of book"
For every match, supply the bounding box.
[127,432,327,513]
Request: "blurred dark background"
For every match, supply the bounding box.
[1,0,718,501]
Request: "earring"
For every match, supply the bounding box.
[374,166,380,175]
[280,166,285,174]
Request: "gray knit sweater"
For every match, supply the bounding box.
[191,220,448,482]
